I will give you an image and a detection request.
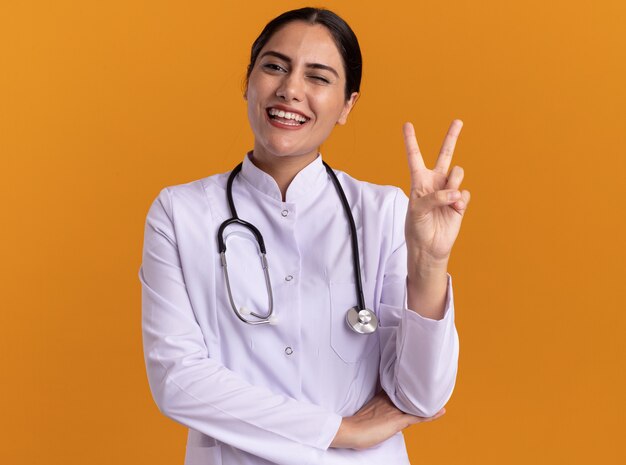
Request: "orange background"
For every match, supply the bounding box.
[1,0,625,463]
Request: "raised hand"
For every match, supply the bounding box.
[403,120,470,264]
[330,391,446,450]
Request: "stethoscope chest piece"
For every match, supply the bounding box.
[346,307,378,334]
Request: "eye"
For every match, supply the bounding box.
[262,63,287,73]
[309,75,330,84]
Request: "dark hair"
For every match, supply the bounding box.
[245,7,362,101]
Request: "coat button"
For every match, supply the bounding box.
[281,209,289,217]
[285,275,293,282]
[284,347,293,355]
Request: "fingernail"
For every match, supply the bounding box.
[448,191,461,201]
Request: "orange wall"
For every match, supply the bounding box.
[1,1,624,463]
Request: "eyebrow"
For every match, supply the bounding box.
[259,51,340,78]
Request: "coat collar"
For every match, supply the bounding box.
[239,152,328,203]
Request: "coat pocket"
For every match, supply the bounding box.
[329,281,378,363]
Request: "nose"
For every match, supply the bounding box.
[276,73,304,102]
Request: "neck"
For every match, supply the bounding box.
[249,150,319,201]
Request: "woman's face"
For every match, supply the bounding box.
[245,21,359,163]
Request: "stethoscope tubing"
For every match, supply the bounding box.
[322,161,367,312]
[218,160,373,332]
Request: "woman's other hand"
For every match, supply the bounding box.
[403,120,470,265]
[329,391,446,450]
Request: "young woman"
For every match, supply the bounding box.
[140,7,470,465]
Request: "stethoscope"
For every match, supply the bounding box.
[217,161,378,335]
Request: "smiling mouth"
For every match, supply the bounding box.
[266,108,310,126]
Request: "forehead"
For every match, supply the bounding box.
[260,21,345,76]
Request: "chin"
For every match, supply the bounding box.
[260,140,317,160]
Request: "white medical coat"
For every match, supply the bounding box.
[139,153,459,464]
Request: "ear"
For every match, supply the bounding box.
[337,92,359,125]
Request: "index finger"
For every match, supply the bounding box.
[434,119,463,174]
[403,122,426,174]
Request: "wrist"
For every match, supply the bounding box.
[407,268,448,293]
[408,250,449,276]
[330,417,353,449]
[407,243,449,262]
[406,255,449,319]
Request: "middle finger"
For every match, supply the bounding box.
[434,119,463,174]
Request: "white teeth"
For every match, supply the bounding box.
[268,108,307,123]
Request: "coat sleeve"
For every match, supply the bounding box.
[139,188,342,464]
[378,188,460,417]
